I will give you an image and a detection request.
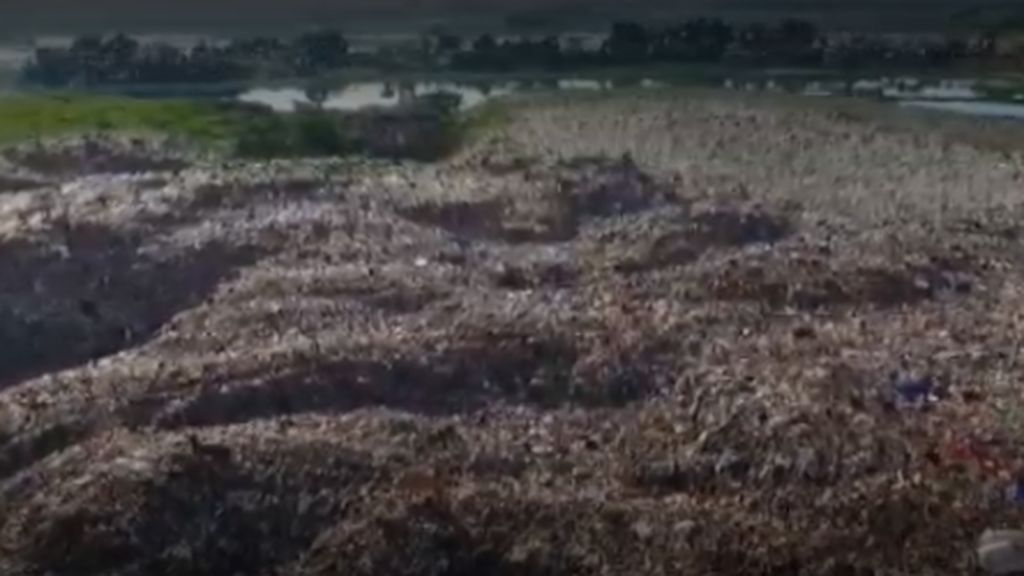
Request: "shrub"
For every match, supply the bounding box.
[292,110,351,156]
[235,114,291,158]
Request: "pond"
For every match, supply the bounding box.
[235,75,1024,121]
[240,81,521,112]
[237,78,639,112]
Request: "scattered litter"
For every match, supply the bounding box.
[1005,481,1024,504]
[894,375,938,405]
[979,530,1024,575]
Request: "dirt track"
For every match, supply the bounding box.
[2,91,1024,575]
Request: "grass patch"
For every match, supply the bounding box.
[456,99,516,150]
[0,93,244,147]
[461,99,513,136]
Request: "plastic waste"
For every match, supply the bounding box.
[978,529,1024,575]
[894,375,936,405]
[1006,481,1024,504]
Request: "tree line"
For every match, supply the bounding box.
[21,19,1012,87]
[22,30,350,86]
[447,19,1000,71]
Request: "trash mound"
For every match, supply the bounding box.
[704,253,974,309]
[342,281,449,314]
[1,418,1007,576]
[187,177,324,211]
[398,157,670,244]
[0,126,1023,576]
[2,432,378,576]
[486,256,579,289]
[0,223,259,388]
[158,325,659,429]
[686,208,792,249]
[399,197,580,244]
[0,173,49,194]
[297,498,603,576]
[3,135,190,179]
[557,155,666,218]
[293,472,998,576]
[608,206,793,274]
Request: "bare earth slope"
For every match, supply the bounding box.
[2,91,1024,575]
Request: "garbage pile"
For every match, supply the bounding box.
[1,127,1024,575]
[2,134,194,180]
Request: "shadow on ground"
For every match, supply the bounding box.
[153,329,659,427]
[0,223,261,388]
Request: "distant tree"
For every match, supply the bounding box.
[777,20,815,47]
[420,27,462,67]
[500,36,562,69]
[451,34,506,70]
[603,21,650,63]
[70,35,104,56]
[681,18,733,61]
[473,34,499,54]
[421,25,462,54]
[21,48,77,86]
[437,33,462,53]
[68,34,107,83]
[226,36,286,59]
[303,81,332,109]
[973,31,998,58]
[730,22,771,64]
[650,18,732,62]
[652,25,694,61]
[561,36,600,67]
[772,18,822,65]
[133,43,185,83]
[293,29,349,72]
[823,35,886,69]
[103,34,140,69]
[187,42,248,82]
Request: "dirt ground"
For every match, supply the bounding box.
[2,92,1024,575]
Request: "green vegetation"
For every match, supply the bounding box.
[22,16,1022,93]
[459,98,514,144]
[0,93,500,162]
[0,94,242,146]
[234,99,468,161]
[234,109,353,158]
[22,30,351,88]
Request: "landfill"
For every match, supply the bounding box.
[2,92,1024,574]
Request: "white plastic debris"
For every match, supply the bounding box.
[978,530,1024,575]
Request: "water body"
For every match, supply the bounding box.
[238,79,613,112]
[236,75,1024,121]
[900,100,1024,120]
